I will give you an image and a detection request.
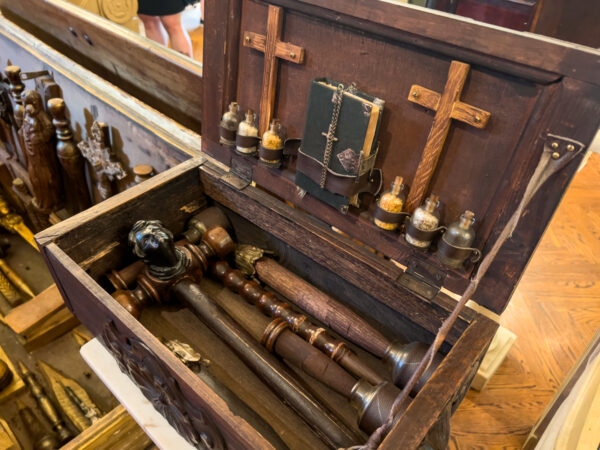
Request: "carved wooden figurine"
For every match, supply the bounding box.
[47,98,91,214]
[77,121,126,202]
[20,90,63,213]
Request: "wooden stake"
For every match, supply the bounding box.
[243,5,305,134]
[405,61,491,212]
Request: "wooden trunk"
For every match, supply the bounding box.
[9,0,598,448]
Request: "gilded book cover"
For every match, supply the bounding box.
[296,78,384,212]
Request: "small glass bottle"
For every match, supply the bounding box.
[374,176,405,231]
[405,194,441,249]
[259,119,284,167]
[133,164,155,185]
[236,109,259,155]
[437,210,476,268]
[219,102,241,146]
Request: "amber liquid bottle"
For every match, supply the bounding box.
[259,119,284,167]
[374,176,405,230]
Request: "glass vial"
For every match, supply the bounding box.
[219,102,241,146]
[437,210,476,268]
[374,176,405,230]
[405,194,440,249]
[236,109,259,155]
[259,119,284,167]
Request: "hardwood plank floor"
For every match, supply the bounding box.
[450,153,600,449]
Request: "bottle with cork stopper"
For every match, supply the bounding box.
[259,119,284,167]
[133,164,155,185]
[436,210,479,269]
[405,194,441,249]
[235,109,259,156]
[373,176,406,230]
[219,102,241,146]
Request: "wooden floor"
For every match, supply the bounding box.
[450,153,600,449]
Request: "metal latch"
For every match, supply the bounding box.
[397,258,446,300]
[220,157,252,190]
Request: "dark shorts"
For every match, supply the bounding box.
[138,0,186,16]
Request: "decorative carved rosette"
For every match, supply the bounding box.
[99,0,138,24]
[101,321,225,449]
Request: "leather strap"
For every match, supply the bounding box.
[219,126,236,143]
[373,207,408,224]
[236,134,260,149]
[297,151,381,198]
[405,220,444,242]
[437,237,481,263]
[259,145,283,165]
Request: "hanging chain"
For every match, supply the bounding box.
[320,83,346,188]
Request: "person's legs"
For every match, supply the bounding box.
[139,14,167,45]
[160,13,193,57]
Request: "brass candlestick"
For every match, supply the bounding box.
[17,399,59,450]
[17,362,73,444]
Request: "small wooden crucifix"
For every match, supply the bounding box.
[405,61,491,212]
[243,5,305,135]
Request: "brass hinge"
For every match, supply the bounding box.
[397,258,446,300]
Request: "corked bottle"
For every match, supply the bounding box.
[235,110,259,156]
[373,176,406,230]
[404,194,442,249]
[259,119,284,167]
[436,210,479,269]
[133,164,155,185]
[219,102,241,146]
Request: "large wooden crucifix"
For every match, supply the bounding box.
[243,5,305,135]
[405,61,491,212]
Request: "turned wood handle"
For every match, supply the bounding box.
[211,261,384,386]
[254,257,391,357]
[172,278,361,448]
[212,285,357,397]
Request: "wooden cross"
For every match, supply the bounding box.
[243,5,305,135]
[405,61,491,212]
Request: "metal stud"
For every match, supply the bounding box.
[290,52,296,58]
[411,91,419,98]
[566,144,575,152]
[474,116,481,123]
[245,36,251,43]
[551,142,559,149]
[551,152,560,159]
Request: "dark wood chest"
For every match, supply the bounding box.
[17,0,600,449]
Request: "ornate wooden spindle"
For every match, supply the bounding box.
[4,65,27,165]
[47,98,91,214]
[210,260,384,386]
[235,245,444,395]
